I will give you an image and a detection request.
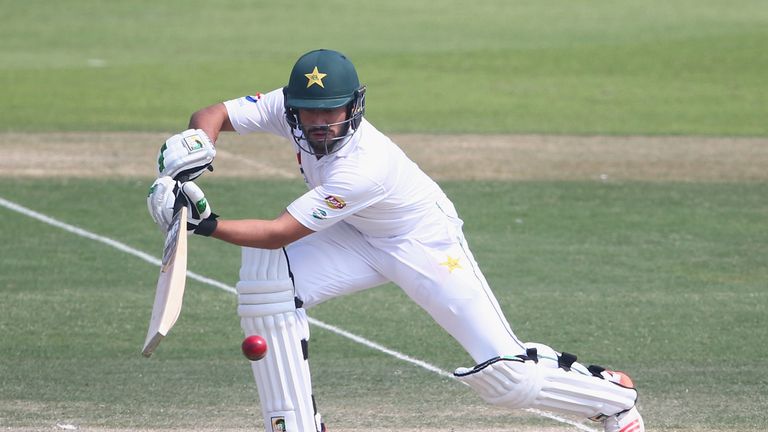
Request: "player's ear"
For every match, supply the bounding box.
[283,87,299,129]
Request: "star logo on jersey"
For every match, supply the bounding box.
[439,256,463,273]
[305,66,327,88]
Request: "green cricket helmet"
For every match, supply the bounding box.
[283,49,366,155]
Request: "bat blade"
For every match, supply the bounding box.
[142,205,188,357]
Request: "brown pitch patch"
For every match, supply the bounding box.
[0,132,766,182]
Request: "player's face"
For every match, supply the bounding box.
[298,106,348,148]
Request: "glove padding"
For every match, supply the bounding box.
[147,176,218,235]
[158,129,216,181]
[147,176,178,232]
[179,181,218,236]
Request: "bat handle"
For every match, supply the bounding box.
[173,186,187,213]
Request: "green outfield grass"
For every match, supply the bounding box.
[1,0,767,135]
[1,179,766,430]
[1,0,767,430]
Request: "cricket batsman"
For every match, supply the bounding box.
[147,49,646,432]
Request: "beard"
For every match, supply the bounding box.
[305,126,336,146]
[303,124,350,155]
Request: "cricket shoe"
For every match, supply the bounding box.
[603,405,644,432]
[602,369,636,389]
[596,370,644,432]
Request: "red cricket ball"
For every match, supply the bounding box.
[241,335,268,361]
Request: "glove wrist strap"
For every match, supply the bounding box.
[195,214,219,237]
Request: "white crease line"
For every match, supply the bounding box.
[0,196,236,294]
[306,317,454,379]
[0,195,597,432]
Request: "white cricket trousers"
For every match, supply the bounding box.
[284,196,526,362]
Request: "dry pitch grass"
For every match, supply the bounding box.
[3,132,764,432]
[1,132,767,182]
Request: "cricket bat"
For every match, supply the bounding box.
[142,197,188,357]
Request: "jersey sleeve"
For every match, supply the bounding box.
[223,88,293,140]
[286,172,386,232]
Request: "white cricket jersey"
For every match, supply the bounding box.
[229,89,525,363]
[223,88,445,238]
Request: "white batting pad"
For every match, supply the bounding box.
[238,247,321,432]
[454,344,637,420]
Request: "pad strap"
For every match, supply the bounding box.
[557,351,578,371]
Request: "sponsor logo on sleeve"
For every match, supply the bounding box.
[311,208,328,220]
[324,195,346,209]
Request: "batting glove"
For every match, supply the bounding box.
[147,177,218,236]
[147,176,178,232]
[179,181,218,236]
[158,129,216,181]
